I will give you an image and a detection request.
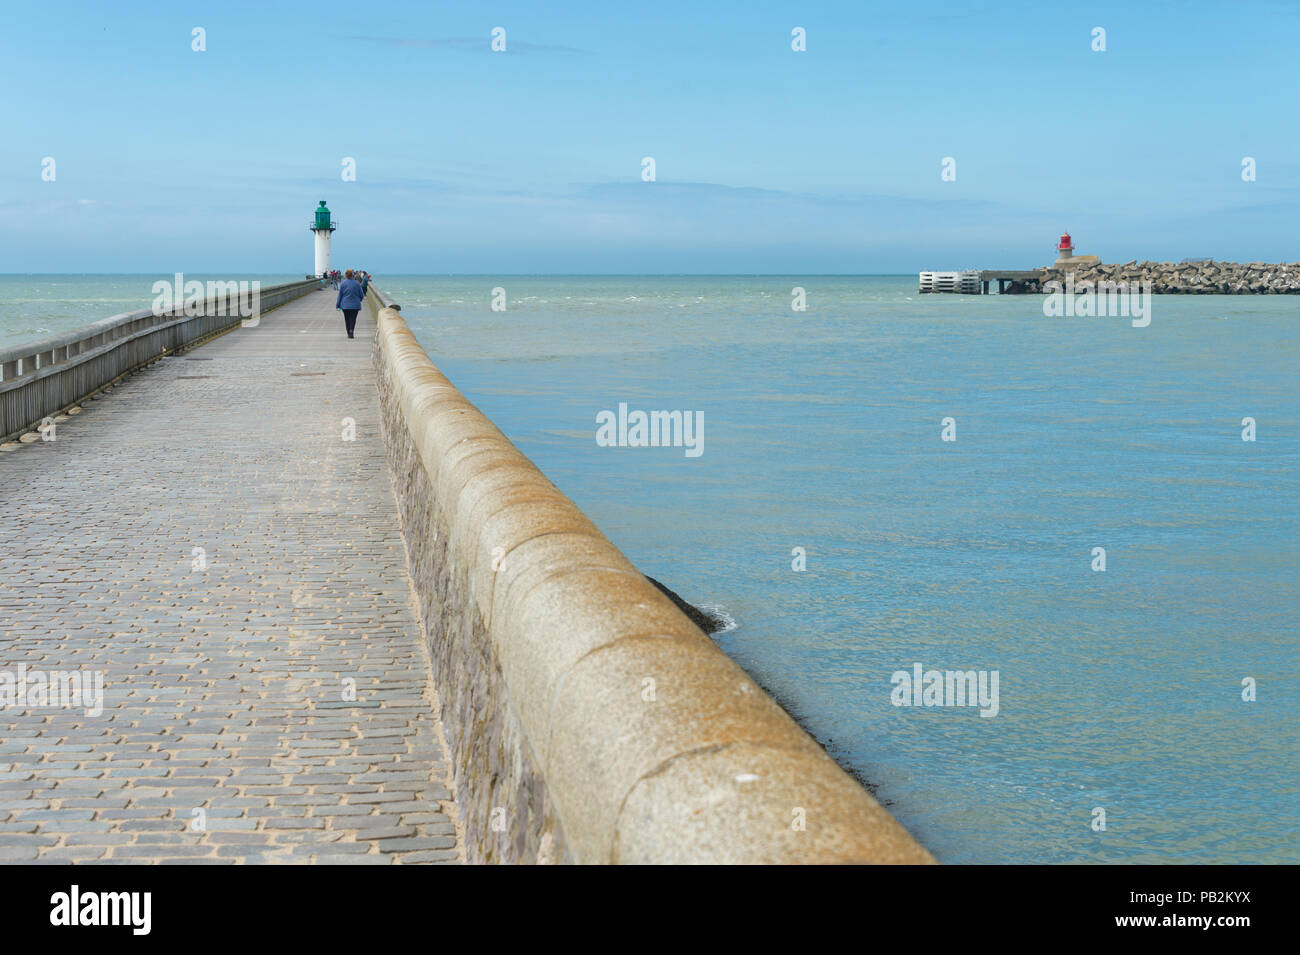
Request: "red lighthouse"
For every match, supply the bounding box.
[1052,230,1098,269]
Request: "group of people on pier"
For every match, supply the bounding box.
[321,268,369,290]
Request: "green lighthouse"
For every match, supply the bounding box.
[310,200,336,276]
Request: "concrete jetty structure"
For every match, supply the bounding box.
[918,270,982,294]
[0,286,457,864]
[0,282,932,864]
[918,269,1038,294]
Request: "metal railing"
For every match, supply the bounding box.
[0,278,321,441]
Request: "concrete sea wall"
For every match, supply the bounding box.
[368,289,933,864]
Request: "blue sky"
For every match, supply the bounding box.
[1,0,1298,273]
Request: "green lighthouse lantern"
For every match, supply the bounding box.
[313,200,332,231]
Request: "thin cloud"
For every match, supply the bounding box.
[357,35,589,55]
[576,179,1006,211]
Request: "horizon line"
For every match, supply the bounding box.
[0,272,927,278]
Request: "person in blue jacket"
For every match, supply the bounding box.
[336,269,364,338]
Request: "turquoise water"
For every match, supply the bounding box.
[4,275,1297,863]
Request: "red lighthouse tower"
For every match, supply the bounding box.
[1051,230,1096,268]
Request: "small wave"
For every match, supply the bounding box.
[701,604,738,634]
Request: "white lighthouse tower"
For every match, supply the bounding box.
[310,200,336,276]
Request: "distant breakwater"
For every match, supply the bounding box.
[1004,260,1300,294]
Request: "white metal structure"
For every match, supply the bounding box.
[918,270,982,294]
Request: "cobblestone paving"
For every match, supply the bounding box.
[0,290,463,864]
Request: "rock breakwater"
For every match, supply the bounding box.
[1026,260,1300,294]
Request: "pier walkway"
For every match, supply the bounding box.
[0,289,462,864]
